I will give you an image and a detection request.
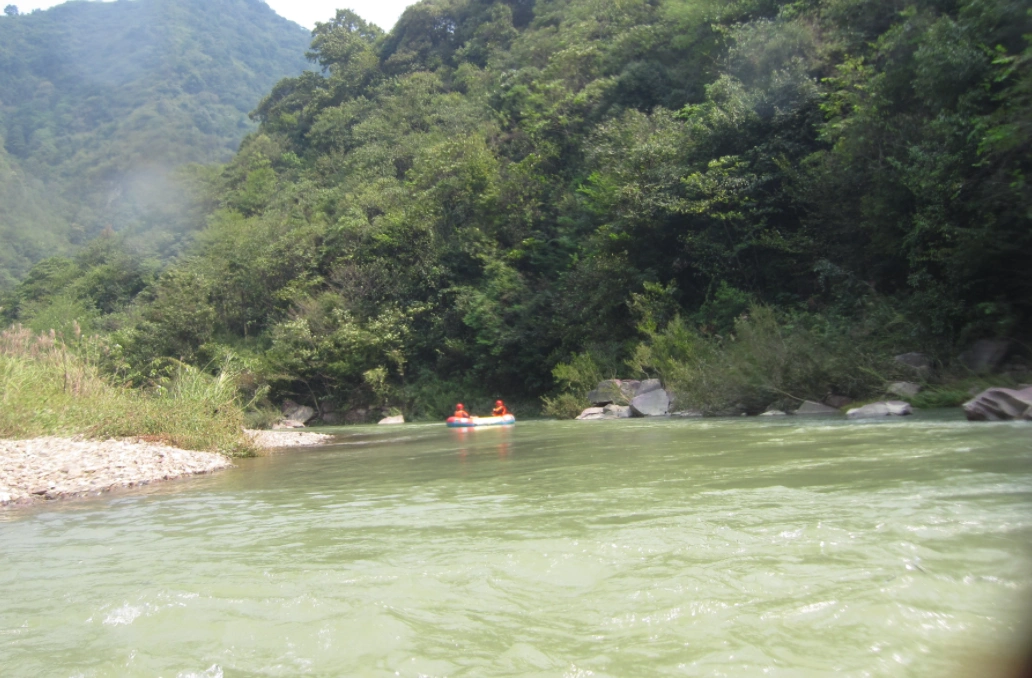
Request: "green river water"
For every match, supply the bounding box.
[1,413,1031,677]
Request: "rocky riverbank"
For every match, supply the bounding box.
[0,436,233,506]
[1,430,336,507]
[245,429,336,448]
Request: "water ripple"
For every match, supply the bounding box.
[0,416,1030,676]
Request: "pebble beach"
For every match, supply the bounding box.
[1,430,334,507]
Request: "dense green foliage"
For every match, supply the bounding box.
[4,0,1030,419]
[0,0,310,286]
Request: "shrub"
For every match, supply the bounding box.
[909,388,971,409]
[627,306,897,414]
[541,392,588,419]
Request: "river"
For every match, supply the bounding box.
[1,413,1031,677]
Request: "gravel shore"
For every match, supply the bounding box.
[245,429,336,448]
[1,429,335,507]
[0,436,233,506]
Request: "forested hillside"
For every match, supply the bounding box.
[4,0,1030,420]
[0,0,311,286]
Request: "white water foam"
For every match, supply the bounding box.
[177,664,223,678]
[102,604,142,626]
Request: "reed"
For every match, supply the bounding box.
[0,325,255,455]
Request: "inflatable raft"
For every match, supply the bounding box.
[446,414,516,428]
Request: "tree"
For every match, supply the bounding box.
[3,6,17,17]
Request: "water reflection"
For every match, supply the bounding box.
[450,423,514,459]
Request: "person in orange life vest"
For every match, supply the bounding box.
[453,403,470,419]
[492,400,508,416]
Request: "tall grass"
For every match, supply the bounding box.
[0,326,255,455]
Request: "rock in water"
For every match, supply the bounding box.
[576,407,606,421]
[378,415,405,425]
[846,401,912,419]
[630,389,670,417]
[963,387,1032,421]
[760,409,787,416]
[795,400,841,415]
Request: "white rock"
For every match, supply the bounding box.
[846,401,913,419]
[630,389,670,417]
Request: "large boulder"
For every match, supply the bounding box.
[378,415,405,425]
[959,339,1012,374]
[603,404,632,419]
[795,400,840,415]
[636,379,663,396]
[576,407,606,421]
[630,389,670,417]
[586,378,666,405]
[282,400,317,424]
[586,380,625,406]
[846,401,912,419]
[963,387,1032,421]
[617,380,641,399]
[887,381,922,398]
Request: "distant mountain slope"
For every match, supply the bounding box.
[0,0,312,286]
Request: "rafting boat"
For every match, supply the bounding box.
[446,414,516,428]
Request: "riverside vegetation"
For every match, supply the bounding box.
[1,0,1030,428]
[0,325,255,455]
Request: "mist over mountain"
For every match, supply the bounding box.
[0,0,312,286]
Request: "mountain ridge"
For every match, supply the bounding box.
[0,0,313,286]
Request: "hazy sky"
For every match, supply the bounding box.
[6,0,416,30]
